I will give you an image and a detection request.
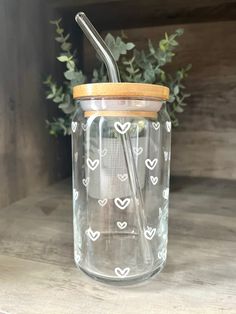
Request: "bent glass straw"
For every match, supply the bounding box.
[75,12,152,261]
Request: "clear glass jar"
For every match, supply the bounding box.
[72,83,171,284]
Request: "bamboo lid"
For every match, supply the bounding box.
[73,83,169,100]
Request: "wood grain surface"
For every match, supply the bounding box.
[54,0,236,29]
[0,178,235,314]
[0,0,71,208]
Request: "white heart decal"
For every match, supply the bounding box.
[114,198,130,210]
[145,158,158,170]
[158,248,167,260]
[144,226,156,240]
[117,221,127,230]
[163,188,169,200]
[152,122,160,130]
[117,174,128,182]
[166,121,171,132]
[98,148,107,157]
[114,267,130,278]
[150,176,158,185]
[164,151,169,161]
[74,152,78,162]
[133,147,143,156]
[86,228,100,241]
[98,198,108,207]
[86,158,99,171]
[71,122,78,133]
[163,233,168,241]
[82,178,89,187]
[73,188,79,201]
[114,122,131,134]
[81,123,88,131]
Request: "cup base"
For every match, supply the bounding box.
[77,261,166,286]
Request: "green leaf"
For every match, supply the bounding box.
[126,42,135,50]
[185,64,192,71]
[176,28,184,36]
[122,60,130,65]
[171,40,178,46]
[112,49,120,61]
[59,103,75,114]
[126,67,134,74]
[159,39,166,51]
[148,39,155,55]
[174,85,179,95]
[61,42,72,51]
[53,96,64,103]
[118,40,127,55]
[66,59,75,70]
[105,33,116,49]
[56,28,64,35]
[51,84,56,95]
[144,68,155,82]
[64,70,76,80]
[43,75,52,85]
[50,18,62,25]
[168,95,175,103]
[57,55,69,62]
[46,93,54,99]
[175,105,184,113]
[92,69,98,78]
[55,37,64,43]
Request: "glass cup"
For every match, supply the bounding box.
[72,83,170,284]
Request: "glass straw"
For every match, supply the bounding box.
[75,12,153,262]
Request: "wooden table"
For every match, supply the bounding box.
[0,178,235,314]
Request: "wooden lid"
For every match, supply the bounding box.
[73,83,169,100]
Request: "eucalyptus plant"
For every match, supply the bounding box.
[44,18,191,136]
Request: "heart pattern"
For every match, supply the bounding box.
[98,198,108,207]
[163,233,168,241]
[82,178,89,187]
[117,221,127,230]
[150,176,158,185]
[166,121,171,132]
[152,122,160,130]
[133,147,143,156]
[114,122,131,134]
[71,122,78,133]
[164,151,169,161]
[145,158,158,170]
[73,188,79,201]
[117,174,128,182]
[86,158,99,171]
[74,152,78,162]
[158,248,167,260]
[163,188,169,200]
[73,118,171,279]
[114,198,130,210]
[144,227,156,240]
[114,267,130,278]
[81,123,88,131]
[86,228,100,242]
[98,148,107,157]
